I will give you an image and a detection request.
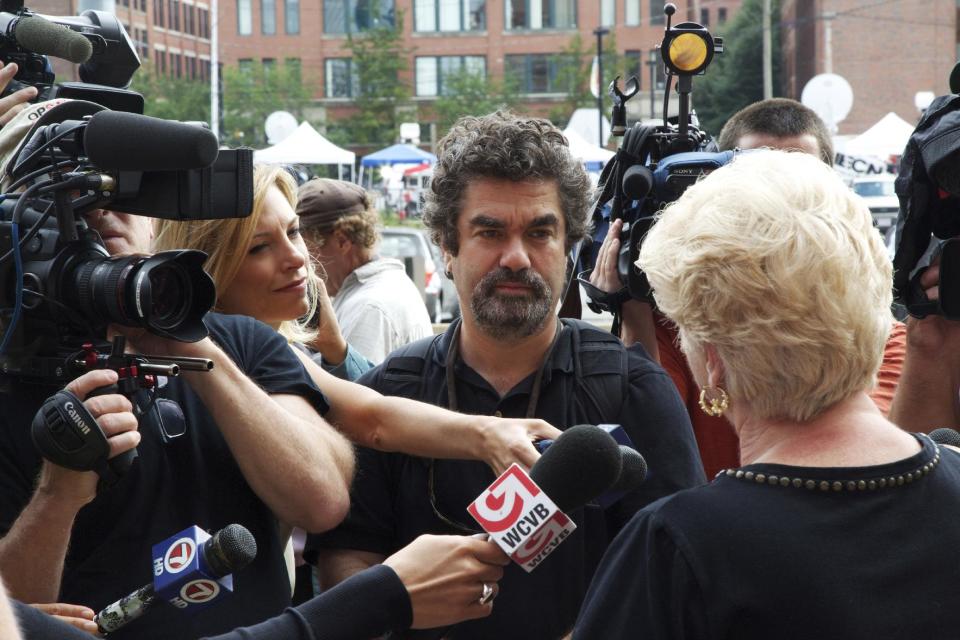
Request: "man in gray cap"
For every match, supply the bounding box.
[298,178,432,363]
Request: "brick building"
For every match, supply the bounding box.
[780,0,956,134]
[24,0,742,143]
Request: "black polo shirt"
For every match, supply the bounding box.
[0,313,329,640]
[311,319,704,640]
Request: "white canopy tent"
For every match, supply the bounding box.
[254,122,355,179]
[563,127,615,171]
[842,112,914,160]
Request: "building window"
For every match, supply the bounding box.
[154,0,165,26]
[172,53,182,77]
[170,0,180,30]
[325,58,358,97]
[238,58,254,75]
[601,0,614,26]
[414,0,485,32]
[700,7,709,25]
[718,7,727,23]
[624,0,639,25]
[415,55,485,96]
[624,50,642,87]
[155,49,166,73]
[198,8,208,37]
[285,0,300,33]
[506,0,576,30]
[262,0,276,33]
[237,0,252,34]
[505,53,574,93]
[650,0,664,24]
[324,0,394,34]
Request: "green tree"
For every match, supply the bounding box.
[547,32,622,128]
[131,62,210,123]
[694,0,781,136]
[431,70,519,135]
[327,12,412,146]
[221,61,313,148]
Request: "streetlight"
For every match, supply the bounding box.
[593,26,610,147]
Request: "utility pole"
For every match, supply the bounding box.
[594,26,610,147]
[762,0,772,98]
[647,48,658,120]
[823,12,836,74]
[210,0,220,140]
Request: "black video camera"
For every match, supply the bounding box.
[578,4,734,313]
[892,91,960,320]
[0,100,254,387]
[0,0,143,113]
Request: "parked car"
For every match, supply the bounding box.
[852,174,899,233]
[380,227,460,323]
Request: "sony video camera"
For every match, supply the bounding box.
[579,4,734,313]
[0,100,253,387]
[0,0,143,112]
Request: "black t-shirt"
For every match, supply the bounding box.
[575,434,959,639]
[0,313,330,640]
[311,321,704,640]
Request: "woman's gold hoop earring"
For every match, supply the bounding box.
[698,386,729,417]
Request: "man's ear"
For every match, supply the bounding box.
[332,229,352,253]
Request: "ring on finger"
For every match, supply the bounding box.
[479,582,495,605]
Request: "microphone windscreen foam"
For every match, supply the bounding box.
[16,16,92,64]
[204,523,258,578]
[929,428,960,448]
[610,445,648,492]
[84,111,219,171]
[530,424,621,513]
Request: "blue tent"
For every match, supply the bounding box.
[361,143,437,167]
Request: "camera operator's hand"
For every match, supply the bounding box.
[589,218,659,359]
[383,534,509,630]
[307,278,350,366]
[0,63,37,126]
[890,260,960,429]
[38,369,139,507]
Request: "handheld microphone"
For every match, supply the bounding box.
[3,13,93,63]
[535,424,648,506]
[94,523,257,634]
[929,428,960,448]
[394,426,624,640]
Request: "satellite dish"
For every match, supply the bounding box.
[801,73,853,133]
[265,111,298,145]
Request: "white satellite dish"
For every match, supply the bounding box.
[265,111,298,145]
[801,73,853,133]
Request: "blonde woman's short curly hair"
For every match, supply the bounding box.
[638,150,893,422]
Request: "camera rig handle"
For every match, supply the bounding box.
[57,335,212,481]
[609,75,639,137]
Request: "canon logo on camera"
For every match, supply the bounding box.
[63,402,92,436]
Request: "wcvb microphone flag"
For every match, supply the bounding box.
[467,464,577,572]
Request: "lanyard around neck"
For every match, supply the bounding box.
[442,320,563,418]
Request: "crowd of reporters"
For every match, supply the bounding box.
[0,56,957,639]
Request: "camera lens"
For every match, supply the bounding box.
[64,247,214,341]
[145,262,192,330]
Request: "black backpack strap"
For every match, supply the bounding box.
[380,333,444,399]
[561,318,629,422]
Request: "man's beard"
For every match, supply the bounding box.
[470,267,553,340]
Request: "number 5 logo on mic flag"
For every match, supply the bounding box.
[468,463,561,555]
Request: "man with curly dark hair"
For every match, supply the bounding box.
[309,112,703,639]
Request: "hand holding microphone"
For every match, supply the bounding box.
[383,534,509,630]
